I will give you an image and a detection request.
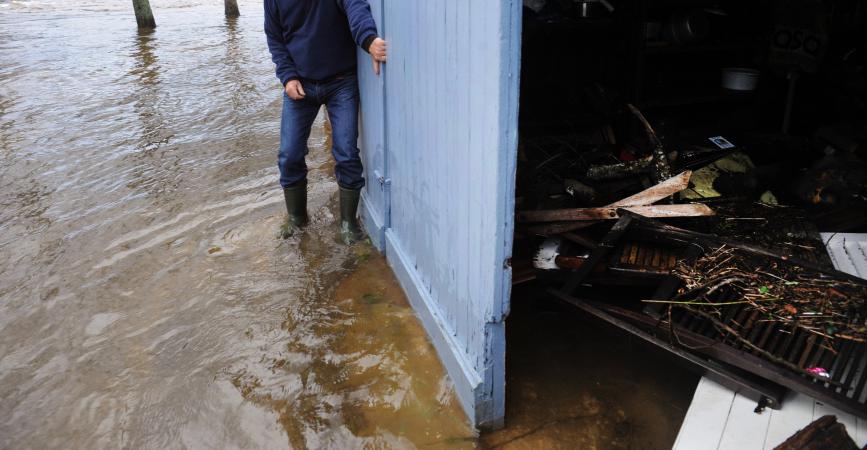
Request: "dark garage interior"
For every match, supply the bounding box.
[490,1,867,448]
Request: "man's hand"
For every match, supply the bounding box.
[369,37,387,75]
[284,80,306,100]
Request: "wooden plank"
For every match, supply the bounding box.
[610,170,692,207]
[674,377,737,450]
[517,203,714,223]
[719,393,773,450]
[522,171,694,231]
[763,392,816,449]
[773,415,860,450]
[814,401,858,443]
[562,216,633,294]
[626,204,715,218]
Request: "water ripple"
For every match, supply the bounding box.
[0,1,475,448]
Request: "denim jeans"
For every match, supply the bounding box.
[278,74,365,189]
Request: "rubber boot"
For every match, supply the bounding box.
[338,186,363,245]
[280,181,308,239]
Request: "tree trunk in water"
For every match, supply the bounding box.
[224,0,240,17]
[132,0,156,28]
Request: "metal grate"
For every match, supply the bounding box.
[667,300,867,415]
[611,242,679,275]
[556,213,867,418]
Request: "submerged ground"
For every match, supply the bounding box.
[0,0,695,448]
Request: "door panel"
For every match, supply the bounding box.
[357,0,388,249]
[374,0,521,429]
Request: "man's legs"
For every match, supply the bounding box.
[278,90,320,238]
[324,75,364,190]
[278,91,320,189]
[324,75,365,243]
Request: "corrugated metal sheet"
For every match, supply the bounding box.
[357,0,521,429]
[821,233,867,280]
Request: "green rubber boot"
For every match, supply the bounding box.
[280,181,308,239]
[338,186,363,245]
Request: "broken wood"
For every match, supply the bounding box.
[628,103,672,182]
[609,170,692,207]
[586,151,678,181]
[520,171,704,226]
[586,155,654,181]
[774,415,858,450]
[517,203,714,223]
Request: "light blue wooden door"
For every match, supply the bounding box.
[375,0,522,429]
[357,0,388,249]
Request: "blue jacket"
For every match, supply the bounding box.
[264,0,378,85]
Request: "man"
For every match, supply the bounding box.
[264,0,387,243]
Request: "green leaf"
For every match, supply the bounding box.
[759,286,770,295]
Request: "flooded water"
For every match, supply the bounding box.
[483,286,697,449]
[0,1,696,448]
[0,0,475,447]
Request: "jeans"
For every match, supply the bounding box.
[278,73,365,189]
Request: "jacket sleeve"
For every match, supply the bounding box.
[264,0,299,85]
[338,0,379,53]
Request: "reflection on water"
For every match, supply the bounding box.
[132,29,160,87]
[0,1,476,448]
[130,28,176,196]
[232,255,477,449]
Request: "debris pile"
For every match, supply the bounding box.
[665,246,867,345]
[514,101,867,417]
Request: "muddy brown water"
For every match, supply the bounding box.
[0,1,695,448]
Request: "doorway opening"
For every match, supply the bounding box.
[497,1,867,447]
